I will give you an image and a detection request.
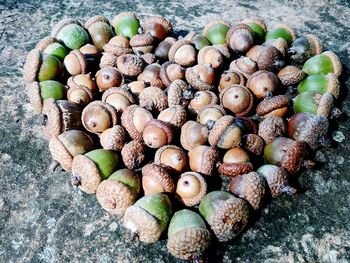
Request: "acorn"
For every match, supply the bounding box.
[234,116,258,134]
[293,91,334,117]
[157,106,187,128]
[289,34,322,64]
[51,19,89,50]
[142,52,156,64]
[185,32,211,50]
[265,23,296,44]
[81,101,118,134]
[208,116,242,149]
[121,141,146,169]
[36,36,68,61]
[229,172,266,210]
[302,51,342,77]
[154,37,176,61]
[154,145,188,174]
[176,172,207,207]
[121,105,153,141]
[256,164,297,197]
[123,193,172,243]
[67,73,97,92]
[142,15,173,41]
[288,113,329,150]
[71,149,120,194]
[142,119,173,149]
[258,116,286,144]
[197,104,226,128]
[213,43,231,59]
[167,79,193,107]
[139,86,168,113]
[188,145,219,176]
[180,121,209,151]
[185,64,216,91]
[242,134,265,155]
[229,57,257,78]
[84,15,114,50]
[63,50,88,76]
[168,39,197,67]
[117,54,145,77]
[246,70,279,99]
[263,38,289,57]
[142,163,175,195]
[96,168,140,216]
[130,33,157,54]
[257,46,285,72]
[127,80,146,97]
[203,20,230,45]
[241,18,267,43]
[101,86,134,114]
[138,63,165,89]
[278,65,305,86]
[79,43,102,62]
[95,66,124,92]
[246,45,264,62]
[159,61,186,87]
[27,80,66,113]
[48,130,94,172]
[112,12,140,39]
[218,147,253,177]
[218,70,245,93]
[199,191,249,242]
[67,84,93,106]
[220,85,253,116]
[100,125,127,151]
[103,35,133,56]
[23,49,64,83]
[226,24,254,53]
[297,73,340,98]
[188,91,218,114]
[256,95,290,118]
[197,46,224,69]
[42,99,82,139]
[167,209,212,260]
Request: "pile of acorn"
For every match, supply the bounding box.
[23,13,343,261]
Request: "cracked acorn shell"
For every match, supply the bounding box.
[185,64,216,91]
[246,70,279,99]
[143,119,173,149]
[71,149,119,194]
[42,99,82,139]
[208,116,242,149]
[180,121,209,151]
[258,115,286,144]
[121,105,153,141]
[36,36,68,61]
[229,172,265,211]
[220,85,253,116]
[289,34,322,64]
[102,86,135,114]
[142,163,175,195]
[218,70,245,93]
[199,191,249,242]
[256,95,290,118]
[100,125,126,151]
[278,65,305,86]
[84,15,113,51]
[117,54,145,77]
[139,86,168,113]
[303,51,342,77]
[293,91,334,117]
[157,106,187,128]
[197,104,226,128]
[168,39,197,67]
[265,23,296,44]
[189,91,218,114]
[123,193,172,243]
[297,73,340,99]
[137,63,165,89]
[197,46,224,69]
[226,23,254,53]
[167,79,193,107]
[256,164,297,197]
[48,130,94,172]
[176,172,207,207]
[203,20,230,45]
[121,140,146,170]
[155,37,176,61]
[160,61,186,87]
[188,145,219,176]
[229,57,257,78]
[218,147,253,177]
[130,33,157,54]
[64,50,88,76]
[257,46,285,72]
[112,12,140,39]
[96,168,140,216]
[167,209,212,260]
[154,145,188,174]
[241,18,267,43]
[95,66,124,92]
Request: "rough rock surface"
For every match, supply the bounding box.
[0,0,349,262]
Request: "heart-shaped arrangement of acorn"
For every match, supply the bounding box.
[23,13,343,261]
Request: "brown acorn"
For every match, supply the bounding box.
[185,64,216,91]
[100,125,126,151]
[188,145,219,176]
[197,104,226,128]
[229,57,257,78]
[168,39,197,67]
[257,46,285,72]
[127,80,146,97]
[142,15,173,41]
[154,145,188,174]
[67,73,96,106]
[229,172,265,210]
[278,65,305,86]
[263,38,289,58]
[81,101,118,134]
[218,147,253,177]
[84,15,114,50]
[121,105,153,141]
[167,79,193,107]
[130,33,157,54]
[79,43,102,63]
[101,86,135,114]
[197,46,224,69]
[101,35,133,68]
[137,63,165,89]
[258,115,286,144]
[188,91,218,114]
[139,86,168,113]
[234,116,258,134]
[143,119,173,149]
[154,37,176,61]
[226,24,254,53]
[246,45,264,62]
[220,85,254,116]
[95,66,124,92]
[121,140,146,169]
[159,61,186,87]
[208,116,242,149]
[64,50,88,76]
[242,134,265,156]
[157,106,187,128]
[141,53,157,65]
[117,54,145,77]
[176,172,207,207]
[218,70,245,93]
[180,121,209,151]
[256,95,290,118]
[142,163,175,195]
[246,70,279,99]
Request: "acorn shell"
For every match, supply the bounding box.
[67,85,93,106]
[137,63,165,89]
[157,106,187,128]
[167,79,192,107]
[188,91,218,114]
[297,73,340,99]
[143,119,174,147]
[121,141,146,169]
[302,51,342,77]
[100,125,126,151]
[258,115,286,144]
[168,39,197,67]
[117,54,145,77]
[264,38,288,57]
[100,52,119,68]
[256,95,290,117]
[103,36,133,56]
[155,37,176,61]
[241,18,267,43]
[289,34,323,64]
[139,86,168,112]
[203,20,230,45]
[142,163,175,195]
[197,104,226,127]
[278,65,305,86]
[246,70,280,99]
[257,46,284,72]
[218,70,245,93]
[36,36,68,61]
[265,23,296,44]
[142,15,173,36]
[112,12,140,39]
[188,145,219,176]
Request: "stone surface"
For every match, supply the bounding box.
[0,0,350,262]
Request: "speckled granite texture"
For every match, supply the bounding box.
[0,0,349,262]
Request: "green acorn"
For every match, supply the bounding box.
[23,49,64,83]
[112,12,140,39]
[288,34,322,64]
[36,36,69,61]
[297,74,340,98]
[185,32,211,50]
[71,149,119,194]
[203,20,230,45]
[293,91,334,116]
[302,51,342,77]
[84,15,114,50]
[123,193,172,243]
[51,19,90,50]
[241,18,267,43]
[167,209,212,260]
[265,23,296,44]
[199,190,249,242]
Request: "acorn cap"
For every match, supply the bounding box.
[218,161,253,178]
[316,92,334,116]
[176,172,207,207]
[234,116,258,134]
[144,119,174,145]
[256,95,290,117]
[130,33,156,48]
[117,54,145,77]
[51,18,83,37]
[71,154,101,194]
[278,65,305,86]
[280,140,307,175]
[139,86,168,112]
[229,172,265,210]
[64,50,88,75]
[141,53,157,64]
[167,79,191,107]
[121,141,146,169]
[160,61,178,87]
[23,49,42,83]
[157,106,187,128]
[49,135,74,171]
[305,34,323,55]
[142,163,175,195]
[100,125,126,151]
[258,115,286,144]
[264,38,288,57]
[36,36,58,51]
[142,15,173,35]
[326,73,340,98]
[197,46,223,69]
[188,145,219,176]
[243,134,265,155]
[323,51,342,77]
[103,36,133,56]
[213,44,231,59]
[27,81,43,113]
[241,18,267,33]
[84,15,110,29]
